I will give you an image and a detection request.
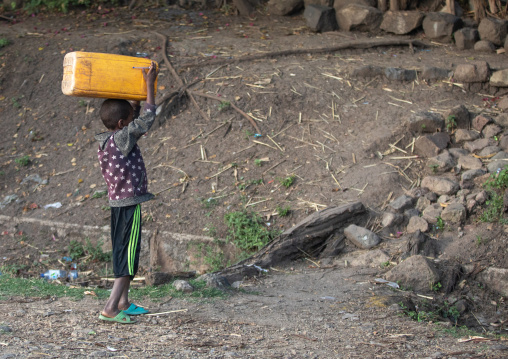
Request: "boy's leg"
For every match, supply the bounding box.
[101,276,130,318]
[102,204,142,316]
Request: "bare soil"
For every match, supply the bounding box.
[1,3,508,358]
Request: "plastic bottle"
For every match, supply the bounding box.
[68,270,78,280]
[40,270,67,280]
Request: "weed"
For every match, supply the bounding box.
[101,205,111,211]
[203,245,226,272]
[84,238,111,263]
[476,235,483,247]
[91,190,107,199]
[0,171,4,176]
[480,165,508,224]
[218,101,230,111]
[200,197,218,209]
[68,240,85,259]
[381,261,391,268]
[435,216,445,231]
[224,210,280,252]
[254,159,263,167]
[276,205,291,217]
[0,38,9,48]
[244,130,254,139]
[15,155,30,167]
[429,163,439,174]
[278,175,296,188]
[445,115,457,132]
[432,282,442,292]
[11,97,21,109]
[205,224,217,238]
[78,99,87,107]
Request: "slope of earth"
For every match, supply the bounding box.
[0,3,508,357]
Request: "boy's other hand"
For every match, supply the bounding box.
[142,61,159,88]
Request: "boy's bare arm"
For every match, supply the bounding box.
[142,61,158,106]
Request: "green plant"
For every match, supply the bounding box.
[254,159,263,167]
[480,166,508,224]
[78,99,87,107]
[203,245,226,272]
[200,197,218,209]
[276,205,291,217]
[442,303,460,324]
[432,282,442,292]
[476,235,483,247]
[0,38,9,49]
[435,216,445,231]
[446,115,457,132]
[381,261,391,268]
[244,130,254,139]
[278,175,296,188]
[68,240,85,259]
[11,97,21,109]
[429,163,439,174]
[218,101,230,111]
[15,155,30,167]
[205,224,217,238]
[84,238,111,263]
[91,190,107,199]
[101,205,111,211]
[224,210,280,252]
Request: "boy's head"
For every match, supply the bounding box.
[99,99,134,130]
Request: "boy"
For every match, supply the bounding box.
[95,61,158,324]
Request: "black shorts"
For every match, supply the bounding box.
[110,204,142,279]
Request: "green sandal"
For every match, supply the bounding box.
[99,310,136,324]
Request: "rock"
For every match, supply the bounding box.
[437,195,451,205]
[384,255,441,293]
[173,280,194,293]
[442,104,470,129]
[448,147,470,158]
[454,299,468,314]
[407,216,429,233]
[420,66,452,81]
[304,0,333,7]
[416,196,432,212]
[336,4,383,32]
[453,61,490,83]
[388,194,414,213]
[472,114,493,132]
[404,208,420,221]
[380,11,424,35]
[500,136,508,151]
[21,174,48,185]
[482,124,503,138]
[196,273,231,289]
[457,155,483,170]
[344,224,381,249]
[466,198,477,212]
[351,65,384,78]
[474,40,496,52]
[454,28,479,50]
[340,249,390,268]
[476,190,488,204]
[382,212,404,227]
[407,111,444,134]
[464,138,495,153]
[461,169,486,182]
[231,281,243,289]
[498,97,508,111]
[493,114,508,127]
[384,67,417,82]
[422,203,443,224]
[454,129,479,143]
[490,69,508,87]
[422,12,462,43]
[333,0,376,10]
[478,17,508,46]
[409,187,430,198]
[428,150,455,172]
[441,202,466,223]
[267,0,304,15]
[464,265,508,296]
[425,192,438,202]
[487,160,508,173]
[478,146,500,157]
[0,325,12,333]
[304,5,338,32]
[233,0,256,17]
[421,176,460,195]
[415,133,450,158]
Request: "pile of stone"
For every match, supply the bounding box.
[269,0,508,55]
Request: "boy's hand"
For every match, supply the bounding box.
[142,61,159,106]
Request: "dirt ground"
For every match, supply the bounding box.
[1,2,508,358]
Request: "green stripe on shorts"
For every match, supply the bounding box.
[128,204,141,276]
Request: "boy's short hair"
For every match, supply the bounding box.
[100,99,133,130]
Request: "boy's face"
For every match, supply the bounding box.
[118,109,134,129]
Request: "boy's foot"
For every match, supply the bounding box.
[99,311,136,324]
[123,303,149,315]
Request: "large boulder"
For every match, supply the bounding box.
[344,224,381,249]
[380,11,424,35]
[453,61,490,83]
[333,0,376,10]
[267,0,304,15]
[490,70,508,87]
[421,176,460,195]
[454,28,479,50]
[422,12,462,43]
[336,4,383,32]
[478,17,508,47]
[304,4,338,32]
[384,255,441,293]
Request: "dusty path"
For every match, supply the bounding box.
[0,264,505,358]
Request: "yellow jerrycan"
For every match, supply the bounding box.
[62,51,158,101]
